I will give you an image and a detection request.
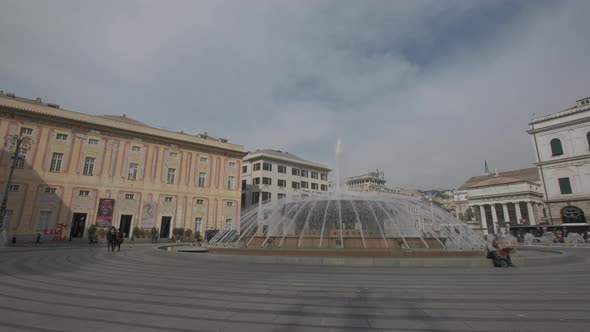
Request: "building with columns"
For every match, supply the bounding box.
[453,168,546,235]
[0,92,247,240]
[528,96,590,224]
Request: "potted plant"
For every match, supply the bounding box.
[195,231,202,246]
[132,226,141,239]
[184,229,193,241]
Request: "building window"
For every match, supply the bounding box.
[321,174,328,181]
[301,181,309,189]
[302,194,309,198]
[311,183,318,190]
[45,187,57,194]
[278,165,286,174]
[242,165,247,173]
[169,151,177,157]
[167,168,176,184]
[241,193,246,207]
[226,201,234,207]
[311,172,318,179]
[200,157,208,163]
[56,133,68,140]
[321,184,328,191]
[196,199,204,205]
[83,157,95,176]
[164,196,173,202]
[253,177,261,185]
[79,190,90,197]
[37,211,51,230]
[195,218,203,232]
[262,177,272,185]
[49,153,63,172]
[278,179,286,187]
[20,127,33,135]
[262,163,272,171]
[587,132,590,149]
[88,139,99,145]
[252,192,260,205]
[198,173,206,187]
[278,193,286,200]
[131,146,141,152]
[14,148,26,168]
[292,181,300,189]
[253,163,261,171]
[229,161,236,167]
[550,138,563,156]
[0,209,13,230]
[301,170,309,178]
[262,192,271,202]
[292,168,300,176]
[558,177,572,195]
[8,185,19,192]
[225,219,232,229]
[241,179,247,188]
[227,176,235,190]
[128,163,138,180]
[125,193,135,200]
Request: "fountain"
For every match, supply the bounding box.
[210,140,486,253]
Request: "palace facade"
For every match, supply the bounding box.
[0,92,247,239]
[528,96,590,224]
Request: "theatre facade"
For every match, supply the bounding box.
[0,92,246,239]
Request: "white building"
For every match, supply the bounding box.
[241,150,331,209]
[454,168,545,235]
[345,169,398,193]
[528,96,590,224]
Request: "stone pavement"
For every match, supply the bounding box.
[0,245,589,332]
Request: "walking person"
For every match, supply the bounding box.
[115,229,123,252]
[106,228,112,251]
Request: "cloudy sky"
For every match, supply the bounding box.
[1,0,590,189]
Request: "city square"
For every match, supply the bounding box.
[2,1,590,331]
[1,244,590,331]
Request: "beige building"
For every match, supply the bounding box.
[241,149,330,209]
[0,92,246,240]
[529,96,590,224]
[454,168,545,235]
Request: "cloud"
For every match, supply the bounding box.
[1,0,589,189]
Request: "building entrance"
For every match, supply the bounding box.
[70,213,87,238]
[119,215,132,238]
[160,216,171,238]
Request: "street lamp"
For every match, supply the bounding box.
[0,131,34,235]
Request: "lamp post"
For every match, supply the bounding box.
[0,132,34,236]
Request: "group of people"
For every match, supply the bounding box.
[106,227,125,252]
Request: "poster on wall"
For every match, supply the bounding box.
[96,198,115,227]
[141,202,156,228]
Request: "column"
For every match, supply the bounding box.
[478,205,488,235]
[515,202,523,224]
[489,204,498,234]
[502,203,510,224]
[537,203,545,223]
[527,202,536,225]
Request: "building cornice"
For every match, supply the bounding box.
[527,114,590,134]
[545,195,590,204]
[0,96,247,158]
[534,154,590,166]
[244,153,331,172]
[468,191,543,201]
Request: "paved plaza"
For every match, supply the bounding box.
[0,245,589,332]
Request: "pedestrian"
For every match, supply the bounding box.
[115,229,123,252]
[35,233,41,244]
[106,228,114,252]
[485,238,515,267]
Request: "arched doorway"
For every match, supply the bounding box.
[561,206,586,224]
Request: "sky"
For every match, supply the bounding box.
[1,0,590,189]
